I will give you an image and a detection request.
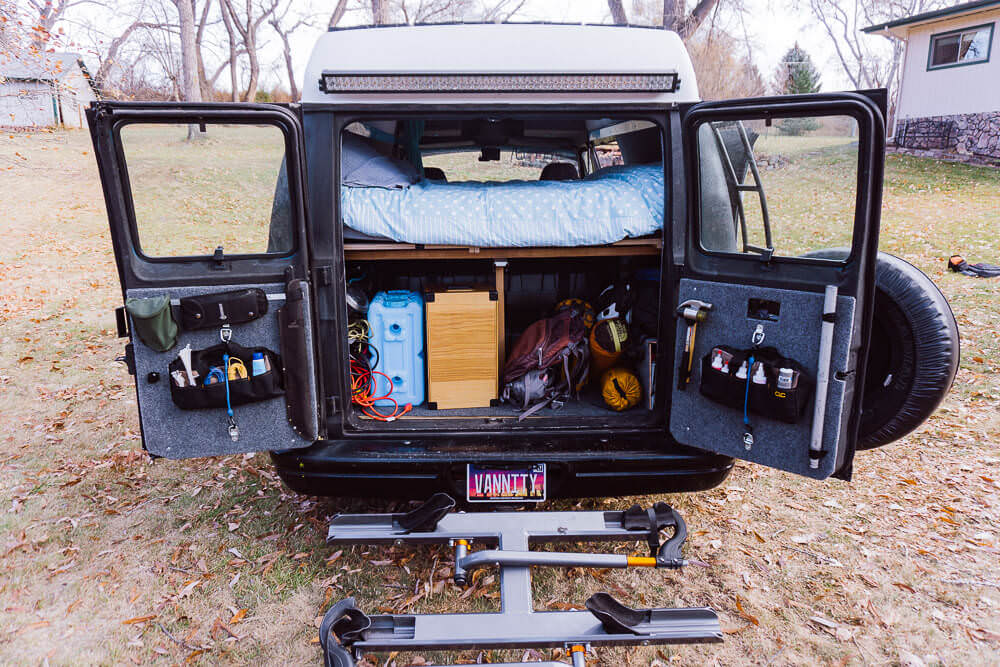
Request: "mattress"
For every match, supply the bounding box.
[341,164,664,247]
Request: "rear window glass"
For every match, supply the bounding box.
[119,123,292,258]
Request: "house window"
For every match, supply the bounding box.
[928,23,994,69]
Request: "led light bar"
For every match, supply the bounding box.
[319,72,679,94]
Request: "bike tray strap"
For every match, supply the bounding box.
[320,597,371,667]
[397,493,457,533]
[621,502,687,564]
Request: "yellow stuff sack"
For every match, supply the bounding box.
[601,367,642,411]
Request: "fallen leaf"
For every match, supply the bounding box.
[122,614,157,625]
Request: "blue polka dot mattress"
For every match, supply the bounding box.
[341,163,664,247]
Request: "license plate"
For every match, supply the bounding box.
[467,463,546,503]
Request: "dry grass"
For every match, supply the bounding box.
[2,129,999,666]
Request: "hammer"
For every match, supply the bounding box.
[676,299,713,390]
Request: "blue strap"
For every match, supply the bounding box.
[223,353,233,418]
[743,355,755,427]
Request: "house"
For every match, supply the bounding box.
[863,0,1000,162]
[0,52,100,129]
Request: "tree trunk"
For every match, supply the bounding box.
[277,29,298,100]
[329,0,349,28]
[244,31,259,102]
[219,0,239,102]
[173,0,201,102]
[679,0,719,38]
[607,0,626,24]
[195,0,213,100]
[371,0,387,24]
[662,0,680,31]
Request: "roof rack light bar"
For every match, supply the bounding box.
[319,72,679,94]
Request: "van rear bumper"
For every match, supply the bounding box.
[270,435,734,500]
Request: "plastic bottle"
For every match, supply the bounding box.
[752,362,768,385]
[711,351,724,371]
[735,360,748,380]
[252,351,267,376]
[777,368,795,389]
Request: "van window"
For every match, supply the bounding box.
[696,114,859,259]
[119,123,292,258]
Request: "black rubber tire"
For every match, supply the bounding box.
[804,250,960,449]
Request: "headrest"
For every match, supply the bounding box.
[539,162,579,181]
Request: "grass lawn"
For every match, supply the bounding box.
[1,128,999,666]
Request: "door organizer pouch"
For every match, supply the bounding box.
[700,346,813,423]
[278,279,317,440]
[698,345,747,409]
[125,295,178,352]
[179,288,268,330]
[750,351,814,424]
[168,341,284,410]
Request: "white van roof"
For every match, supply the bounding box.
[301,23,700,105]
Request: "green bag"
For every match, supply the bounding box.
[125,295,178,352]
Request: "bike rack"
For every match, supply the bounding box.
[319,494,722,666]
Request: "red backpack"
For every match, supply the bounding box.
[501,311,590,419]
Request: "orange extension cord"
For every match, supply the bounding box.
[350,357,412,421]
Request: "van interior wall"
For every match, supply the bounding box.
[346,255,664,428]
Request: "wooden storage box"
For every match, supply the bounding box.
[424,287,499,409]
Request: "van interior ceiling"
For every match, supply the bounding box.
[338,116,667,430]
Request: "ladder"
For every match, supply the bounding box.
[319,494,721,666]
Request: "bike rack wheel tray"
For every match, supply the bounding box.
[320,494,722,666]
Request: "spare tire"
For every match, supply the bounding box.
[803,250,960,449]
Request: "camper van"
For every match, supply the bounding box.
[87,23,959,503]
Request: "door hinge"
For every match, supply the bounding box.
[114,306,129,338]
[116,342,136,376]
[316,265,334,286]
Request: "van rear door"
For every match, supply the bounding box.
[88,102,320,458]
[667,92,885,480]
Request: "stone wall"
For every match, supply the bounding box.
[895,112,1000,163]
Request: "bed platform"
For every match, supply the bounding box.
[343,236,662,260]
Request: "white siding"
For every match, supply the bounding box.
[58,69,97,129]
[0,81,56,127]
[896,10,1000,120]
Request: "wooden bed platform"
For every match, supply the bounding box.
[343,236,662,260]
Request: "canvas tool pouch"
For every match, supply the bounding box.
[125,295,178,352]
[179,288,268,330]
[168,341,284,410]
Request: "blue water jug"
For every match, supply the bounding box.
[367,290,425,408]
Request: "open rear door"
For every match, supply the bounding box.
[668,92,885,480]
[88,102,320,458]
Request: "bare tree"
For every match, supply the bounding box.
[370,0,387,24]
[26,0,83,50]
[219,0,279,102]
[802,0,948,122]
[479,0,527,22]
[170,0,202,103]
[607,0,723,38]
[328,0,349,27]
[607,0,627,24]
[268,3,311,100]
[686,27,765,99]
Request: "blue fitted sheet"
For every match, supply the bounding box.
[341,164,664,247]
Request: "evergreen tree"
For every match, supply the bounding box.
[780,43,822,94]
[777,44,822,135]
